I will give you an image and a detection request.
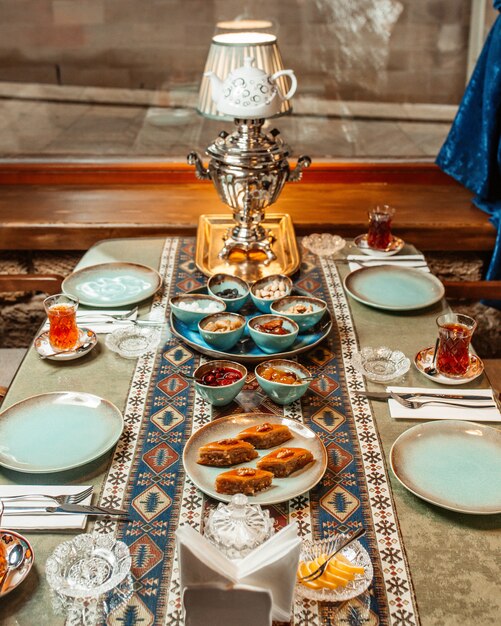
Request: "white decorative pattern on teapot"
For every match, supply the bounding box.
[205,56,297,119]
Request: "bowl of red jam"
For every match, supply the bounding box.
[248,315,299,354]
[255,359,312,405]
[192,360,247,406]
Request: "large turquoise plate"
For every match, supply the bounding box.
[170,287,332,364]
[0,392,123,473]
[344,266,444,311]
[63,262,162,308]
[390,420,501,514]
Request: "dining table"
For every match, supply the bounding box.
[0,235,500,626]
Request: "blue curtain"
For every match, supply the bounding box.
[436,1,501,308]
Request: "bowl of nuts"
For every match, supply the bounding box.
[250,274,293,313]
[207,274,250,313]
[198,312,246,351]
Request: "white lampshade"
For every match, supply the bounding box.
[197,32,293,120]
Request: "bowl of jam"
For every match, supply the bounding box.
[208,274,250,312]
[255,359,312,405]
[248,315,298,354]
[192,360,247,406]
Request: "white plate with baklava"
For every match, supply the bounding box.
[183,413,327,505]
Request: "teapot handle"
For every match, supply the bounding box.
[270,70,297,101]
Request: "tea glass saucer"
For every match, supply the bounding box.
[34,328,97,361]
[354,234,404,257]
[414,346,484,385]
[0,503,35,598]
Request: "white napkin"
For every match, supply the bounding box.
[0,485,93,530]
[183,584,273,626]
[348,254,429,273]
[42,309,138,335]
[176,522,301,623]
[387,386,501,422]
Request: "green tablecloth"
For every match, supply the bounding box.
[1,237,500,626]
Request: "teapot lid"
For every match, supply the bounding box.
[229,56,267,78]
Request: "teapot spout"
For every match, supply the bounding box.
[204,71,223,104]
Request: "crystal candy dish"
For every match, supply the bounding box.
[302,233,346,257]
[352,346,410,383]
[106,325,161,359]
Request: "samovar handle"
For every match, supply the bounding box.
[288,155,311,182]
[187,151,211,180]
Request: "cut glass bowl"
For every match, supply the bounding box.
[351,346,410,382]
[296,535,373,603]
[46,533,132,625]
[106,325,161,358]
[302,233,346,257]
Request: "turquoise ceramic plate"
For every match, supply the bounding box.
[170,287,332,364]
[63,262,162,308]
[0,392,123,473]
[344,266,444,311]
[390,420,501,514]
[183,413,328,505]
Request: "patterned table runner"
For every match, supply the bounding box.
[95,238,420,626]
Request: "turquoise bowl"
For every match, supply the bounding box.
[198,312,246,351]
[207,274,250,313]
[248,314,299,354]
[255,359,312,405]
[193,360,247,406]
[170,294,226,330]
[250,274,293,313]
[270,296,327,332]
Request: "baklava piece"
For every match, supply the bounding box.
[237,422,293,449]
[215,467,273,496]
[197,438,258,467]
[257,447,314,477]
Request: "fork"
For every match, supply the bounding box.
[77,306,138,321]
[1,486,93,506]
[299,528,366,582]
[389,391,496,410]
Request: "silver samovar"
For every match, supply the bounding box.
[188,118,310,263]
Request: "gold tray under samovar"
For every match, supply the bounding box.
[195,213,300,282]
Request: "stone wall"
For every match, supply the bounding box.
[0,0,487,105]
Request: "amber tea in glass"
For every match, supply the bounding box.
[44,294,79,351]
[435,313,476,377]
[367,205,395,250]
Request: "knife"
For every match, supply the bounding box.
[354,390,493,401]
[3,503,129,516]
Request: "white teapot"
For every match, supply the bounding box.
[205,56,297,118]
